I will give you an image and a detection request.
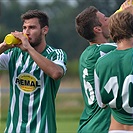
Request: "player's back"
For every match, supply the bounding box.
[78,43,116,133]
[95,48,133,126]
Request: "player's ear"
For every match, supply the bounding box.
[42,26,49,35]
[93,26,102,33]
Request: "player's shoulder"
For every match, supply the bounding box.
[46,44,65,54]
[99,43,116,50]
[101,43,116,47]
[46,45,56,52]
[80,44,99,59]
[96,49,115,66]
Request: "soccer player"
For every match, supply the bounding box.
[75,6,116,133]
[94,10,133,133]
[0,10,67,133]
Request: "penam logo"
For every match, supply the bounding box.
[15,73,41,93]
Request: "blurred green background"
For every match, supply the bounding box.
[0,0,125,60]
[0,0,125,132]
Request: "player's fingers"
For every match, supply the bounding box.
[128,0,133,5]
[122,0,128,8]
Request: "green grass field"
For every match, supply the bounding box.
[0,92,84,133]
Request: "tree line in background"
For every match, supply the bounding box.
[0,0,124,60]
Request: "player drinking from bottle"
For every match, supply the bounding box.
[0,9,67,133]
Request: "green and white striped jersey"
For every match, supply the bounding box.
[0,45,67,133]
[94,48,133,125]
[78,43,116,133]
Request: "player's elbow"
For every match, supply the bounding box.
[52,70,64,80]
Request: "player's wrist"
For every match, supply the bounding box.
[27,45,35,54]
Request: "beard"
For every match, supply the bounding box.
[30,33,42,47]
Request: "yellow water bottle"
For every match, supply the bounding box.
[4,34,28,45]
[4,34,21,45]
[115,7,123,13]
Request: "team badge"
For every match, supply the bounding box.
[15,73,41,93]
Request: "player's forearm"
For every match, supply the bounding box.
[27,47,64,80]
[0,42,9,54]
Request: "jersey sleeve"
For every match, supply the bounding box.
[0,50,13,70]
[52,49,67,75]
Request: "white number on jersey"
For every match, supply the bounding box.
[83,68,95,105]
[105,75,133,114]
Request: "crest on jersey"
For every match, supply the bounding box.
[15,73,41,93]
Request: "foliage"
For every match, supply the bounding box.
[0,0,124,60]
[0,25,9,42]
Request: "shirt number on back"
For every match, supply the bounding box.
[83,68,94,105]
[105,75,133,113]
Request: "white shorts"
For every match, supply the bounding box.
[109,130,133,133]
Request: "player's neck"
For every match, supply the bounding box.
[117,38,133,50]
[34,40,46,53]
[89,38,109,45]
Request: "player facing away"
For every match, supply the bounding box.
[94,10,133,133]
[75,6,117,133]
[0,10,67,133]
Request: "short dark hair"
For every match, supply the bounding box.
[21,9,49,28]
[109,11,133,43]
[75,6,101,42]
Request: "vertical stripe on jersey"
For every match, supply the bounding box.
[45,116,48,133]
[7,53,23,133]
[16,92,24,132]
[26,62,37,133]
[26,93,34,132]
[16,55,30,132]
[21,55,31,72]
[36,70,45,133]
